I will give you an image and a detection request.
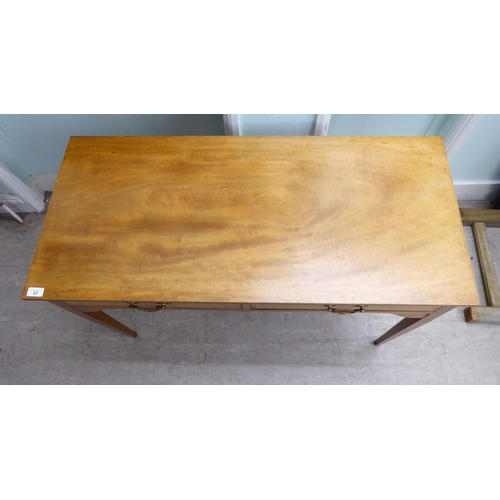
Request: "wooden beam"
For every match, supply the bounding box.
[373,307,454,346]
[50,301,137,337]
[472,222,500,307]
[464,306,500,324]
[460,208,500,227]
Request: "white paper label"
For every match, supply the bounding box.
[27,287,45,297]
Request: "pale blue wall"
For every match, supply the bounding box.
[327,114,459,136]
[240,114,460,138]
[0,115,225,181]
[240,114,317,135]
[448,114,500,181]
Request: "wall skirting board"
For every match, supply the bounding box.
[453,181,500,202]
[2,173,500,214]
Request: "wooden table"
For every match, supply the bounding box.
[22,136,479,345]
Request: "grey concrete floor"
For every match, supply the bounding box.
[1,210,500,384]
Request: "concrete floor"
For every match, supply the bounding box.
[1,210,500,384]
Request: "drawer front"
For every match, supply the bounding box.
[65,301,437,317]
[250,303,330,311]
[65,301,243,312]
[127,302,243,311]
[249,303,436,312]
[162,302,242,310]
[248,303,437,317]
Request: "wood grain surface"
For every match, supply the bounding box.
[464,306,500,323]
[472,222,500,307]
[23,136,479,306]
[460,208,500,227]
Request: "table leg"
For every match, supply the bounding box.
[373,306,454,346]
[50,301,137,338]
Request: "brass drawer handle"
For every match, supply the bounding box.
[128,302,167,312]
[328,305,365,314]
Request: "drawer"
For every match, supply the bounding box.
[129,302,243,312]
[162,302,242,310]
[64,301,243,312]
[249,303,436,311]
[248,303,437,316]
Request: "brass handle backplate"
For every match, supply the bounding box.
[128,302,168,312]
[328,305,365,315]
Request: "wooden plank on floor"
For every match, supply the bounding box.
[464,306,500,324]
[460,208,500,227]
[472,222,500,307]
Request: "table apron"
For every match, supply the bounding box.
[62,301,439,318]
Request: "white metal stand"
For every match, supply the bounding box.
[0,161,45,213]
[0,202,23,223]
